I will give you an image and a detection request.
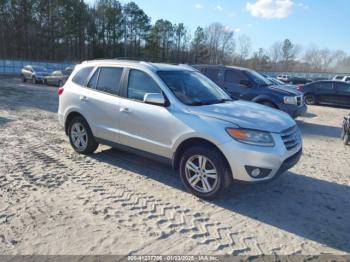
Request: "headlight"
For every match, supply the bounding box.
[284,96,297,105]
[226,128,275,147]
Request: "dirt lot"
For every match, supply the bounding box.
[0,76,349,255]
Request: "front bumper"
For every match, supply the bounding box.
[280,104,307,118]
[219,132,302,183]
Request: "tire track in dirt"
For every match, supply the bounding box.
[2,120,259,255]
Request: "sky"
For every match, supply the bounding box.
[85,0,350,54]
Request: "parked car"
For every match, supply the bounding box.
[287,77,312,85]
[44,69,72,86]
[333,75,350,82]
[341,113,350,145]
[194,65,307,118]
[299,80,350,106]
[58,60,302,199]
[21,65,49,84]
[277,74,291,83]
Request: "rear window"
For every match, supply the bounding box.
[95,67,123,95]
[72,67,94,86]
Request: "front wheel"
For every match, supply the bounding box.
[179,146,231,199]
[260,101,277,109]
[304,94,317,105]
[68,116,98,155]
[344,133,349,146]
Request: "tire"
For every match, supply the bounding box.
[344,133,349,146]
[304,94,317,105]
[260,101,277,109]
[21,75,27,83]
[179,145,232,199]
[68,116,98,155]
[341,127,346,140]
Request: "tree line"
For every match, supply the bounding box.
[1,0,349,73]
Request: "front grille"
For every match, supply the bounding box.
[296,96,303,106]
[281,125,300,150]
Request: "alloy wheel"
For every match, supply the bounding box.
[185,155,218,193]
[71,122,88,151]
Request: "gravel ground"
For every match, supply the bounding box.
[0,76,349,255]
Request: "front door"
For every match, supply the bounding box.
[119,69,174,158]
[335,82,350,106]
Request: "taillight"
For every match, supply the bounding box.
[58,87,64,96]
[296,85,304,91]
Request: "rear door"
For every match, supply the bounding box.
[77,66,124,143]
[316,82,336,103]
[221,69,252,100]
[335,82,350,106]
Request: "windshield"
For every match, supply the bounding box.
[157,70,232,106]
[32,66,47,72]
[245,70,271,86]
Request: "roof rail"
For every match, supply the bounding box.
[179,64,199,72]
[140,61,158,70]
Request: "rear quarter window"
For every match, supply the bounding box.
[72,67,94,86]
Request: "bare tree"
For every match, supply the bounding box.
[236,34,251,65]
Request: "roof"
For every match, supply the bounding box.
[192,64,252,71]
[81,59,196,72]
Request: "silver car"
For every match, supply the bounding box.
[58,60,302,198]
[21,65,49,84]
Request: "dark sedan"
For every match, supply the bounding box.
[299,80,350,107]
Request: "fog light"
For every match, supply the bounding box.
[245,166,272,179]
[251,168,261,177]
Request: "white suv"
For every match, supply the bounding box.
[58,60,302,198]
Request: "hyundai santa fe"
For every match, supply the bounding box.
[58,60,303,198]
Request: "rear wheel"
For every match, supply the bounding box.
[68,116,98,155]
[305,94,317,105]
[260,101,277,109]
[180,146,231,199]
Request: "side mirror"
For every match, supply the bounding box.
[143,93,166,106]
[239,80,252,87]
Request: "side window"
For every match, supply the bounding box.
[224,70,247,84]
[87,68,100,89]
[72,67,93,86]
[96,67,123,94]
[127,69,161,101]
[205,68,220,82]
[336,83,350,92]
[318,82,333,90]
[345,77,350,82]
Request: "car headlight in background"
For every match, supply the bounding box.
[226,128,275,147]
[284,96,297,105]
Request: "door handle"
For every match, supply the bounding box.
[120,107,130,113]
[79,96,88,102]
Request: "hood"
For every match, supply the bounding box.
[268,85,302,96]
[189,100,296,133]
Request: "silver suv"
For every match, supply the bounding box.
[58,60,302,198]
